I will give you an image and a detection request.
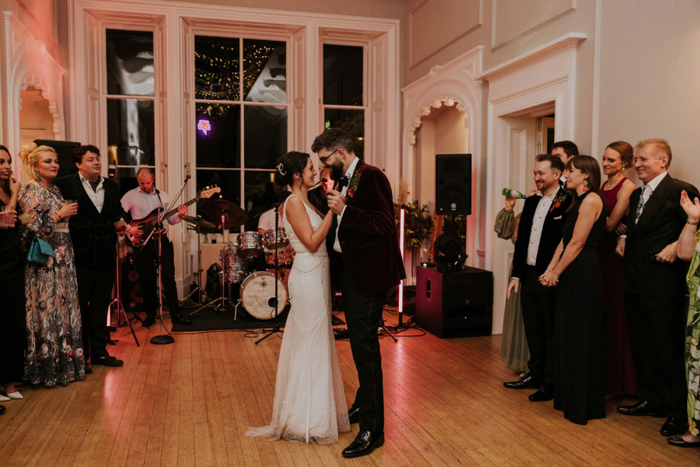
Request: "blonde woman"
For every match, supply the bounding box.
[18,143,85,387]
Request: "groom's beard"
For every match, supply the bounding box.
[330,162,344,183]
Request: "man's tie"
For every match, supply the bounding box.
[635,186,650,224]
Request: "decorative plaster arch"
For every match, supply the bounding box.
[407,95,469,146]
[18,73,62,139]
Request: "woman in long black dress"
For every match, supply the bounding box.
[540,155,607,425]
[0,145,26,403]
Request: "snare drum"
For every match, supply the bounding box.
[240,271,288,320]
[237,231,263,257]
[220,243,247,283]
[263,228,289,249]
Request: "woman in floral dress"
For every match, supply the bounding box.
[18,143,84,387]
[669,189,700,447]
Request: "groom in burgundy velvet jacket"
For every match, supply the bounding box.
[312,128,405,458]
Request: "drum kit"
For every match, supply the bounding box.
[186,198,292,322]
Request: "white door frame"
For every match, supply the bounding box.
[479,32,586,334]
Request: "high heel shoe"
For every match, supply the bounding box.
[5,391,22,400]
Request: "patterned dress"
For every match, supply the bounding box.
[684,231,700,436]
[19,181,85,387]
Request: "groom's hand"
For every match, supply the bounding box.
[327,189,346,215]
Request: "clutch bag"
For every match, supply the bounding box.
[28,237,55,266]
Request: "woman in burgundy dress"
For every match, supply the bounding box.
[599,141,637,396]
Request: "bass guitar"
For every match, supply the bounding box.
[127,186,221,247]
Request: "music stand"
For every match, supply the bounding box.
[109,236,140,346]
[256,203,283,345]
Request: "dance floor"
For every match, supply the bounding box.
[0,311,696,466]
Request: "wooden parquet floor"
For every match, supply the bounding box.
[0,311,697,466]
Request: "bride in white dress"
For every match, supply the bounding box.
[246,151,350,444]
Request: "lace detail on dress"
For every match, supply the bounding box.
[245,195,349,444]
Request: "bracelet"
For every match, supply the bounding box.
[687,220,699,225]
[56,213,62,221]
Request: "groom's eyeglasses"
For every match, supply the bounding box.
[319,148,339,165]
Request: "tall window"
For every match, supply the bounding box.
[194,36,288,229]
[105,29,155,194]
[322,44,364,159]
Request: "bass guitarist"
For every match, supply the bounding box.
[121,168,191,326]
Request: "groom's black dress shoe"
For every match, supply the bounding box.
[616,400,666,418]
[667,435,700,447]
[660,416,688,437]
[528,385,554,402]
[0,405,5,415]
[348,406,360,424]
[342,431,384,458]
[503,373,542,390]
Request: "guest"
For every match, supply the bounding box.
[616,139,699,437]
[504,154,573,402]
[540,155,607,425]
[599,141,638,397]
[494,194,528,373]
[0,145,26,401]
[668,189,700,447]
[18,143,85,387]
[551,141,579,165]
[55,145,126,368]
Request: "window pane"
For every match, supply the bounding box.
[244,171,277,230]
[244,106,287,169]
[323,45,363,106]
[324,109,364,160]
[196,169,240,209]
[195,36,240,101]
[107,99,155,166]
[196,103,241,168]
[106,30,154,97]
[243,39,287,103]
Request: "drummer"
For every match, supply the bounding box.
[257,190,290,235]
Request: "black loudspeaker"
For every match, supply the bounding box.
[34,139,81,178]
[415,266,492,338]
[436,153,471,215]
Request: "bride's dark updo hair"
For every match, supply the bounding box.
[274,151,310,187]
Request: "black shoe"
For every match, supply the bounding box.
[0,405,5,415]
[85,364,93,374]
[171,313,191,325]
[661,417,689,437]
[342,431,385,458]
[528,385,554,402]
[92,356,124,367]
[348,406,360,424]
[504,373,542,390]
[143,316,156,328]
[616,400,666,417]
[667,435,700,447]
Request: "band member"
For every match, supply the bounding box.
[120,168,191,327]
[55,145,125,367]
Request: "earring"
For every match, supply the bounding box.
[583,178,589,191]
[34,169,42,183]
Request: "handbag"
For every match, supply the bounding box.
[28,237,55,266]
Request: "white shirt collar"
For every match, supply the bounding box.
[138,187,158,195]
[539,186,560,200]
[642,171,668,192]
[79,171,102,186]
[345,157,360,179]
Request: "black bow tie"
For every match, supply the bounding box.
[337,176,349,189]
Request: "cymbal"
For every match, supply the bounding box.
[199,199,248,229]
[182,215,216,230]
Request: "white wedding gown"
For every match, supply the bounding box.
[246,195,350,444]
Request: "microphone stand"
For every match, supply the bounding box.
[256,202,283,344]
[147,176,189,345]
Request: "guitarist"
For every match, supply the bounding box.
[55,145,128,368]
[120,168,191,327]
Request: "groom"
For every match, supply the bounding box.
[313,128,406,458]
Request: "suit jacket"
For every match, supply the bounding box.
[54,173,124,270]
[334,159,406,297]
[622,173,699,297]
[511,187,573,279]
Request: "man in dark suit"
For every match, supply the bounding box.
[313,128,405,459]
[55,145,125,368]
[504,154,572,402]
[615,138,699,436]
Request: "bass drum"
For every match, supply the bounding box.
[240,271,288,320]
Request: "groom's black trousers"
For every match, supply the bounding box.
[342,261,385,433]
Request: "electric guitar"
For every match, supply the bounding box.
[127,186,221,247]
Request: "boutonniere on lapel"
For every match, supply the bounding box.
[346,173,361,199]
[549,190,571,212]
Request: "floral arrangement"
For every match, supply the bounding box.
[394,200,433,250]
[550,190,571,212]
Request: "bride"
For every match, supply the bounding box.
[246,151,350,444]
